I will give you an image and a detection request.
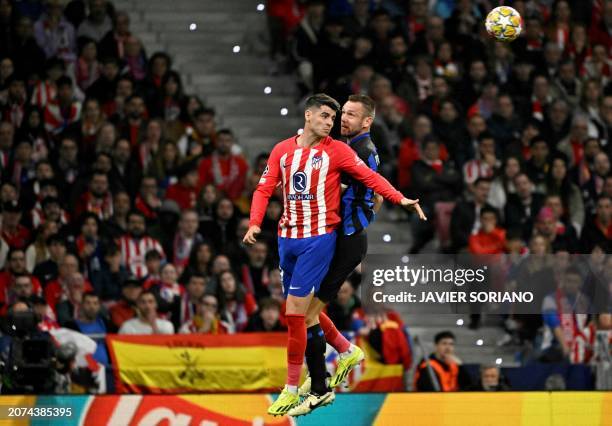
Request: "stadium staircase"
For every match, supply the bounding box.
[113,0,302,159]
[116,0,520,376]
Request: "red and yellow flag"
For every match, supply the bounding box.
[106,333,287,393]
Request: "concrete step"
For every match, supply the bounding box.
[223,116,301,136]
[119,0,299,184]
[204,95,292,118]
[409,326,508,344]
[160,39,246,55]
[191,76,297,97]
[368,242,409,254]
[394,313,465,327]
[115,0,260,13]
[142,11,253,22]
[176,57,269,74]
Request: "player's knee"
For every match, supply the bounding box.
[305,312,319,327]
[285,295,308,315]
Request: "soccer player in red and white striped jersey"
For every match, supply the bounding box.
[244,94,426,415]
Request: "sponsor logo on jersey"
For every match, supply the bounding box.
[287,194,315,200]
[292,172,307,193]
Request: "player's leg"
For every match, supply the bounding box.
[269,233,336,416]
[302,297,328,397]
[294,231,367,414]
[314,230,368,388]
[268,237,301,416]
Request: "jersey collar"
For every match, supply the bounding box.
[349,132,370,145]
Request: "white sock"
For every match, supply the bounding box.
[340,344,355,357]
[287,385,298,394]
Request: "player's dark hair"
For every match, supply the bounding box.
[305,93,340,113]
[348,94,376,118]
[434,331,455,343]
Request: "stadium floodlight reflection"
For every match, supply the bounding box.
[476,339,484,346]
[233,45,241,53]
[257,3,265,12]
[280,108,288,116]
[456,319,464,326]
[264,86,272,94]
[189,23,197,31]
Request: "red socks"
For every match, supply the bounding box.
[319,312,350,353]
[286,314,306,386]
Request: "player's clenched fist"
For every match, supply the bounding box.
[243,225,261,245]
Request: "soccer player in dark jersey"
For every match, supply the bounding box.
[289,95,393,416]
[244,94,426,416]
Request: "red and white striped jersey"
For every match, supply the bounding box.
[250,135,404,238]
[118,235,165,279]
[44,99,81,135]
[463,158,495,185]
[31,81,56,108]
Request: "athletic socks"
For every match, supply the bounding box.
[305,324,328,395]
[286,314,307,389]
[319,312,351,353]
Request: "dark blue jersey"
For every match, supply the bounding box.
[340,132,380,235]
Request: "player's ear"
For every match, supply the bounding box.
[363,116,374,128]
[305,109,312,122]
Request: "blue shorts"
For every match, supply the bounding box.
[278,232,337,297]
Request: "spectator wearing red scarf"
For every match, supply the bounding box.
[75,171,114,221]
[99,11,132,60]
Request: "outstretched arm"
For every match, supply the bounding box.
[245,147,282,244]
[336,143,427,220]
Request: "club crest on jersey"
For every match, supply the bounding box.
[292,171,307,193]
[311,155,323,170]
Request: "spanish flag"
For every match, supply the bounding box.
[106,333,287,393]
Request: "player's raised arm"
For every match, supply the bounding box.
[335,142,427,220]
[245,146,282,244]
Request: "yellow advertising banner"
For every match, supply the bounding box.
[374,392,612,426]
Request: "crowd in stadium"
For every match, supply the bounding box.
[0,0,609,393]
[271,0,611,362]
